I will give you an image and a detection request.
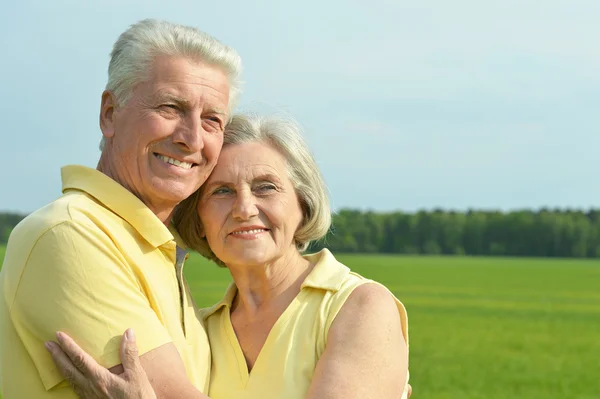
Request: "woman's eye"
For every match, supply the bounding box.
[212,187,232,195]
[256,184,277,193]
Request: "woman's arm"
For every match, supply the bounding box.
[45,329,209,399]
[305,283,409,399]
[45,286,412,399]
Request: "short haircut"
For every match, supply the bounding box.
[100,18,243,150]
[174,113,331,266]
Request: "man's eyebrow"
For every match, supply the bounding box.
[205,108,228,117]
[154,93,227,116]
[155,92,191,106]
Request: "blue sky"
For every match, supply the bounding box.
[1,0,598,214]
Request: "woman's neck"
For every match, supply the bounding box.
[228,249,313,318]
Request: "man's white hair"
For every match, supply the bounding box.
[100,19,243,150]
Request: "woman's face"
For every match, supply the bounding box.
[197,141,304,267]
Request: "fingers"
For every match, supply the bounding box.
[45,340,89,390]
[55,331,108,380]
[120,328,142,375]
[48,333,119,398]
[119,329,157,398]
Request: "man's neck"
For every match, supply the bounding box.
[96,157,175,226]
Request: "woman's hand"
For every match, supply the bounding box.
[45,329,156,399]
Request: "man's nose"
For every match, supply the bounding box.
[173,112,205,153]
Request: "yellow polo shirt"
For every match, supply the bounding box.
[201,248,410,399]
[0,165,210,398]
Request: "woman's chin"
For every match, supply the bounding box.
[220,249,276,269]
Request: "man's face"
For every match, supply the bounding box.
[100,55,230,215]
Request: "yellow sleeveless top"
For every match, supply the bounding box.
[199,249,410,399]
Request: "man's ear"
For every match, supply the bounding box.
[100,90,117,139]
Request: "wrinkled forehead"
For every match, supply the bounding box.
[137,55,231,107]
[207,141,289,184]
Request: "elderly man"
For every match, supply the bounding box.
[0,19,241,398]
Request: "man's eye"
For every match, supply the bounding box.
[203,116,223,131]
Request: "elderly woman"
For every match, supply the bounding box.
[46,113,411,399]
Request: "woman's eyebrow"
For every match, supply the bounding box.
[253,173,283,184]
[203,180,231,190]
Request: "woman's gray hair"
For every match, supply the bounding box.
[174,113,332,266]
[100,18,243,150]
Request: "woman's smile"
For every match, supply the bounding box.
[199,141,303,267]
[229,226,270,240]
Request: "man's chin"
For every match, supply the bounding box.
[161,189,197,204]
[151,178,202,200]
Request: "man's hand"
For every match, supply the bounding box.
[45,329,156,399]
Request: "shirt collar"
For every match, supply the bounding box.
[61,164,174,248]
[201,282,238,320]
[201,248,350,320]
[300,248,350,291]
[169,223,188,250]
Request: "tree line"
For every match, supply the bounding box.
[1,213,25,245]
[311,208,600,258]
[3,209,600,258]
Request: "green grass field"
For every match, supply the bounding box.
[2,245,599,398]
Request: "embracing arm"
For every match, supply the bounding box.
[47,329,209,399]
[306,283,409,399]
[45,282,410,399]
[107,343,207,399]
[15,221,206,398]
